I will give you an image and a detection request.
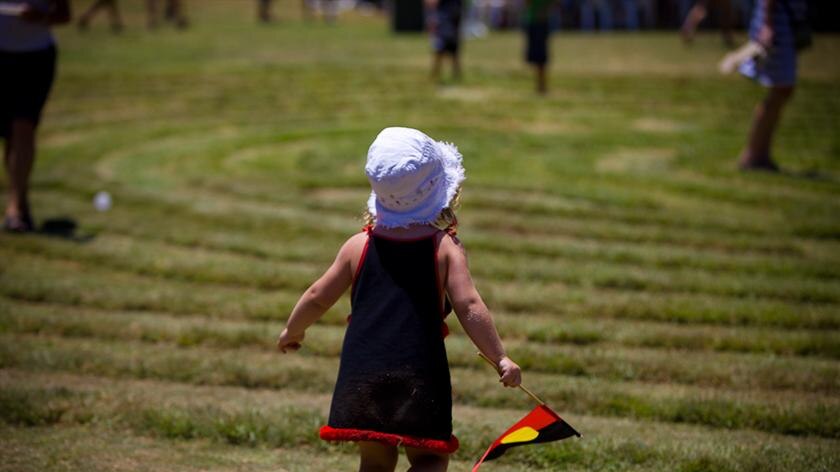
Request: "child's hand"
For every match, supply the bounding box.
[277,328,304,353]
[498,357,522,388]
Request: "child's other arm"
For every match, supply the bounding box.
[444,236,522,387]
[277,234,361,353]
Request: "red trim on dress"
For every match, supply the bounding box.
[319,426,459,454]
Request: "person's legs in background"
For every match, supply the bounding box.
[2,46,56,233]
[740,86,795,171]
[681,0,708,43]
[258,0,272,22]
[4,120,36,231]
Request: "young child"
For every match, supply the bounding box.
[277,127,522,472]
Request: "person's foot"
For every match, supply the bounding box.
[3,215,34,233]
[738,156,780,172]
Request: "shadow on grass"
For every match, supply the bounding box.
[37,217,96,243]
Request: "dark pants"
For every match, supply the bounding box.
[0,45,57,137]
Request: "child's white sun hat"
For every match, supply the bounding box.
[366,127,465,228]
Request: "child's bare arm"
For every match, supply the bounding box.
[277,235,360,353]
[443,236,522,387]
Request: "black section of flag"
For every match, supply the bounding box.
[483,419,580,462]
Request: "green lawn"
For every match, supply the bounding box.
[1,1,839,471]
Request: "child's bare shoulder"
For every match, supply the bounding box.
[438,231,467,262]
[335,231,370,273]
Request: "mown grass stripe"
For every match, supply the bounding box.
[6,295,839,362]
[3,249,837,331]
[3,369,839,472]
[5,223,839,309]
[2,334,837,439]
[491,312,840,360]
[41,180,840,275]
[2,303,837,395]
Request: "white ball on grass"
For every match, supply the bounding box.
[93,191,112,212]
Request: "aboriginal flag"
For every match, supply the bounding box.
[472,405,580,471]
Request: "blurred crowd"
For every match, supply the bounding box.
[471,0,755,31]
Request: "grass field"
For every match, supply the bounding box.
[1,1,839,471]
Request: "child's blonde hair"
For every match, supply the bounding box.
[363,187,462,233]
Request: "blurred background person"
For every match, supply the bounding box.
[426,0,464,82]
[146,0,187,29]
[738,0,807,171]
[580,0,612,31]
[524,0,554,94]
[258,0,272,23]
[77,0,122,32]
[681,0,736,47]
[1,0,71,233]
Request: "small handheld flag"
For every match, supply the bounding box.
[473,353,581,471]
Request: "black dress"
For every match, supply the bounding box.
[319,230,459,453]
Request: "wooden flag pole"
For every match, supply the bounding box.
[477,352,546,406]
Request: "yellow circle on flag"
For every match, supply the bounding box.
[500,426,539,444]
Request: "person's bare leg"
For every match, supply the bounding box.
[358,441,398,472]
[681,0,708,44]
[405,447,449,472]
[4,119,36,230]
[740,86,794,170]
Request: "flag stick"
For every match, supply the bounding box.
[477,352,546,406]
